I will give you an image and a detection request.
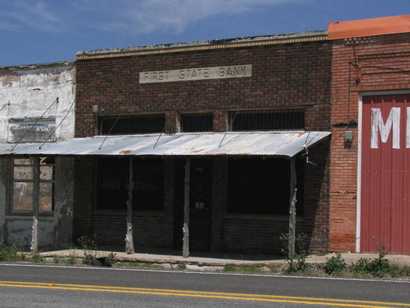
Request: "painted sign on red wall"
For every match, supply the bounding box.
[361,94,410,254]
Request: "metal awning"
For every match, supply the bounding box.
[0,131,330,158]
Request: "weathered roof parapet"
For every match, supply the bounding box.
[76,31,328,61]
[0,61,73,74]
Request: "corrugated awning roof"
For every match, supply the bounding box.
[0,131,330,158]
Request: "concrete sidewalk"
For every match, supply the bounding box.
[38,249,410,267]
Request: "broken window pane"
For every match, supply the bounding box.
[40,166,53,181]
[14,159,32,166]
[39,183,53,213]
[14,166,33,181]
[13,182,33,213]
[11,158,54,215]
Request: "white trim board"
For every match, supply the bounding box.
[356,95,363,253]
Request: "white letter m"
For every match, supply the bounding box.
[371,107,400,149]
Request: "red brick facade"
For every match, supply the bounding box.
[329,33,410,252]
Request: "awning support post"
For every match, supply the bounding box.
[288,158,297,260]
[183,158,191,258]
[125,157,135,254]
[31,157,40,255]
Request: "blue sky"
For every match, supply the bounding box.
[0,0,409,66]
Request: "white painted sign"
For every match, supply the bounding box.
[371,107,400,149]
[8,117,56,143]
[139,65,252,84]
[370,107,410,149]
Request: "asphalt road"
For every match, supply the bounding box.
[0,263,409,307]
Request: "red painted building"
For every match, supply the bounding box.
[329,15,410,254]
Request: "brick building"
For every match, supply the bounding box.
[1,15,409,256]
[329,15,410,254]
[71,32,331,255]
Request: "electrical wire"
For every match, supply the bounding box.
[98,115,122,150]
[0,102,10,113]
[38,99,75,150]
[152,131,164,149]
[218,111,236,148]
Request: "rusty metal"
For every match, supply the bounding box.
[0,131,330,158]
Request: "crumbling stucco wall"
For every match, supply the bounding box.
[3,157,74,249]
[0,158,8,244]
[0,63,75,250]
[0,63,75,143]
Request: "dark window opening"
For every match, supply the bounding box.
[99,115,165,135]
[231,111,305,131]
[181,113,213,132]
[97,158,164,211]
[227,158,304,215]
[97,158,128,211]
[133,159,164,211]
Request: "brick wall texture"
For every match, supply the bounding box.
[329,33,410,252]
[75,42,332,136]
[74,41,332,254]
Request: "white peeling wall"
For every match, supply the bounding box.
[0,64,75,143]
[0,158,7,244]
[0,63,75,250]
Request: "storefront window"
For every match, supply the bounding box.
[231,110,305,131]
[227,158,304,215]
[97,158,164,211]
[10,158,54,215]
[98,115,165,135]
[181,113,213,132]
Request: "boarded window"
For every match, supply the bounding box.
[99,115,165,135]
[231,111,304,131]
[97,158,164,211]
[181,113,213,132]
[11,158,54,215]
[227,158,304,215]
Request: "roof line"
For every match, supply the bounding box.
[0,61,73,72]
[76,31,328,61]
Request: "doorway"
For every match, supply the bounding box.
[360,94,410,254]
[174,158,213,253]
